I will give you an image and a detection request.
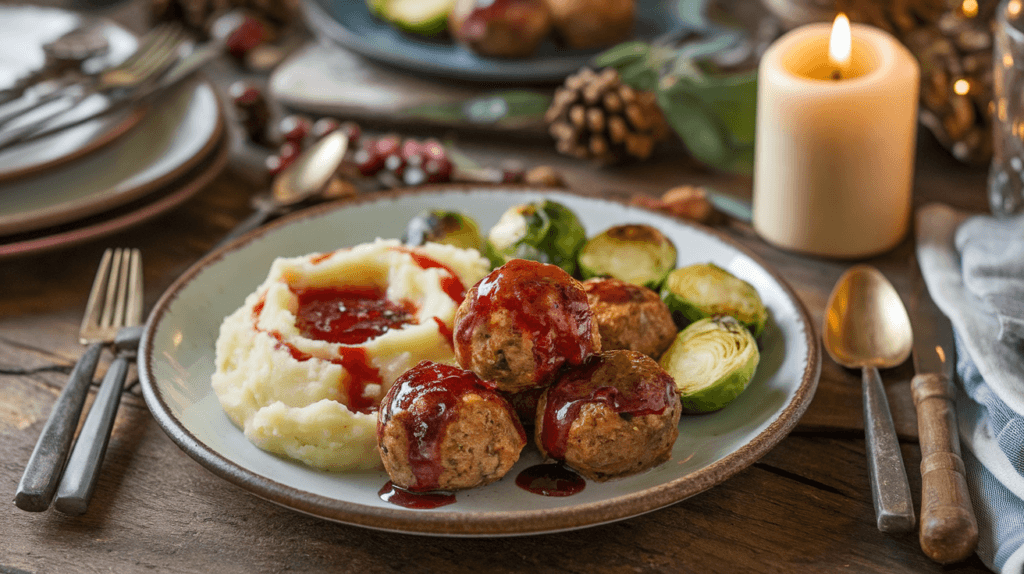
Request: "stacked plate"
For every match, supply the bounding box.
[0,6,228,259]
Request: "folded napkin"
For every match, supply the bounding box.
[916,204,1024,573]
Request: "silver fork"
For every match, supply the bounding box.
[0,24,187,143]
[14,248,143,513]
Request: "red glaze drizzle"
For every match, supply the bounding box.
[515,463,586,497]
[454,259,596,386]
[250,291,389,414]
[540,353,676,459]
[377,361,525,492]
[293,285,416,345]
[583,277,652,305]
[391,246,466,304]
[432,316,454,348]
[378,481,456,509]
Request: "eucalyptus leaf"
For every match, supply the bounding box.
[656,88,731,170]
[593,41,651,69]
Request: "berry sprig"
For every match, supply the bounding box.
[228,82,566,190]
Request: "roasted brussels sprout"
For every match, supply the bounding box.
[661,263,768,337]
[484,199,587,275]
[658,316,759,413]
[578,224,677,289]
[402,210,482,250]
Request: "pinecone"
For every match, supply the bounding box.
[545,67,670,165]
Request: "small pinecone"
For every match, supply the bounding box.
[545,67,670,165]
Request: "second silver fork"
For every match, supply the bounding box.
[13,248,143,513]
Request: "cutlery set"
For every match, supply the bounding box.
[0,21,224,152]
[15,248,144,515]
[824,261,978,564]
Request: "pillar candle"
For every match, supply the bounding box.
[752,19,919,258]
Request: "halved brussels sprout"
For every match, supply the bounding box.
[484,199,586,275]
[578,224,677,289]
[661,263,768,337]
[659,316,759,413]
[402,210,482,250]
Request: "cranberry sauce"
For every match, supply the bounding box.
[250,292,384,414]
[539,352,676,459]
[391,246,467,304]
[377,361,525,492]
[378,481,456,509]
[292,285,416,345]
[515,463,586,497]
[454,259,596,385]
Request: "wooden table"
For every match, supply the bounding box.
[0,3,998,572]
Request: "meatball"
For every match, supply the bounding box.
[377,361,526,492]
[583,277,677,359]
[453,259,601,393]
[535,350,680,482]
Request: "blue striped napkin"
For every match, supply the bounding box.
[916,203,1024,573]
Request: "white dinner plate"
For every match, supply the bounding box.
[0,6,145,181]
[0,76,223,236]
[139,187,821,537]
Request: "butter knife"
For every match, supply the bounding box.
[910,256,978,564]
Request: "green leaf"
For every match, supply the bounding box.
[593,41,651,69]
[618,60,660,92]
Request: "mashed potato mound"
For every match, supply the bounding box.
[212,239,490,471]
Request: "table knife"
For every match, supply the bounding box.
[910,258,978,564]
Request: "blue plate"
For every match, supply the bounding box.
[301,0,685,83]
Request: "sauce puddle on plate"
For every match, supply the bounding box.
[515,463,586,497]
[378,481,456,509]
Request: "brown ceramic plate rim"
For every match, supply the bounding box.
[0,127,229,260]
[0,77,223,235]
[139,185,822,537]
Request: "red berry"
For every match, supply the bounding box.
[354,147,385,176]
[424,158,453,183]
[266,153,295,178]
[311,117,341,140]
[421,138,447,162]
[374,135,401,158]
[225,16,266,59]
[228,81,263,107]
[278,141,301,162]
[278,115,312,146]
[400,138,425,162]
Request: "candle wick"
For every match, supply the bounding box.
[831,69,842,81]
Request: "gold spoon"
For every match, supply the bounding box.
[823,264,915,533]
[214,130,349,250]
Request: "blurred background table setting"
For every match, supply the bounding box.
[1,0,1022,572]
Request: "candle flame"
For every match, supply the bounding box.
[829,13,852,70]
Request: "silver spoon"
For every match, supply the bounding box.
[214,130,350,250]
[823,265,915,533]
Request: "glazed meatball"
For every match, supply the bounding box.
[453,259,601,393]
[535,350,680,481]
[583,277,677,359]
[377,361,526,492]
